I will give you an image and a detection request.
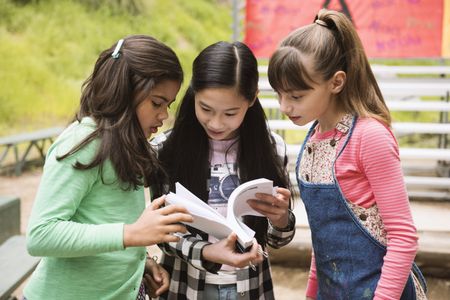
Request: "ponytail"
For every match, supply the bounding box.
[269,9,391,126]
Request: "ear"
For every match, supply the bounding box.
[249,89,259,107]
[330,71,346,94]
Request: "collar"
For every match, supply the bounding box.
[335,113,353,134]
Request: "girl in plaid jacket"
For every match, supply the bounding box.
[152,41,296,300]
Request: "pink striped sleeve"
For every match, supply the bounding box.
[338,118,418,300]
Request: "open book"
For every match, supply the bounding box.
[165,178,275,250]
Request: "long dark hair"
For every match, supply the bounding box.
[268,9,390,126]
[58,35,183,193]
[158,41,290,246]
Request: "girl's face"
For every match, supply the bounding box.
[194,87,254,141]
[277,60,340,132]
[136,80,181,138]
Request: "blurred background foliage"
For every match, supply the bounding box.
[0,0,232,134]
[0,0,447,149]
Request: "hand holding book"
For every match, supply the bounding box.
[165,178,276,250]
[247,186,291,229]
[201,232,264,269]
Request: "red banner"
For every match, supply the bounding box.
[244,0,444,58]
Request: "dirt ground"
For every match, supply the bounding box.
[1,169,449,299]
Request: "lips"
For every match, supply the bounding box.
[150,124,162,134]
[207,129,224,136]
[288,116,301,122]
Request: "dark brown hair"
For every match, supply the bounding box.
[59,35,183,192]
[268,9,391,126]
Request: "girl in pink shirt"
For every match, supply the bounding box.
[267,8,427,300]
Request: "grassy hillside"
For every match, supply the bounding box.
[0,0,232,134]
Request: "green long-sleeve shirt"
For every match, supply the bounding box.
[24,117,146,300]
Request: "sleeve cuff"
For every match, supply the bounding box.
[306,278,318,299]
[106,223,126,251]
[270,209,296,232]
[188,240,222,273]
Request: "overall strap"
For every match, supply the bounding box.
[334,115,358,163]
[295,120,319,181]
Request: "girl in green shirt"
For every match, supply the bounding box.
[24,35,192,300]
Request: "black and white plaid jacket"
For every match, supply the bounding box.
[151,131,296,300]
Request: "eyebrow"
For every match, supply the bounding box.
[151,94,175,104]
[199,100,240,111]
[288,90,308,93]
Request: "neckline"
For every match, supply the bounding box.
[314,114,352,137]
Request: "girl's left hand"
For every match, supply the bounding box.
[143,256,170,297]
[202,233,263,268]
[247,187,291,229]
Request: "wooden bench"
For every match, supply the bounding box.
[0,127,64,175]
[0,196,40,300]
[258,64,450,200]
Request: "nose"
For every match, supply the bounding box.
[158,108,169,122]
[208,115,223,130]
[279,96,292,115]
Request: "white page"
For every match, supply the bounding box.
[166,183,243,243]
[166,192,235,241]
[225,178,275,249]
[165,182,265,249]
[174,182,224,219]
[228,178,275,218]
[227,217,255,248]
[187,214,233,240]
[227,178,274,248]
[166,192,221,221]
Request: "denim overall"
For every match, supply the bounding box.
[296,117,426,300]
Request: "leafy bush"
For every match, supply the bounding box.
[0,0,231,134]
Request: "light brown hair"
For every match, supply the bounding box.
[268,9,391,126]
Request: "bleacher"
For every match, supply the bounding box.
[0,196,40,300]
[259,65,450,200]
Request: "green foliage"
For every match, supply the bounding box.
[0,0,231,134]
[78,0,144,15]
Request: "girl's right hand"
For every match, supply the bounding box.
[201,233,263,268]
[123,195,193,247]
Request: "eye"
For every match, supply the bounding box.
[225,113,237,117]
[152,101,162,108]
[291,94,302,100]
[201,106,211,112]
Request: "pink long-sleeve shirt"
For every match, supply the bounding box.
[304,117,418,300]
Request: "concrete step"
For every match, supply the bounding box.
[0,236,40,300]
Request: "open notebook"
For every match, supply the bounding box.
[165,178,275,250]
